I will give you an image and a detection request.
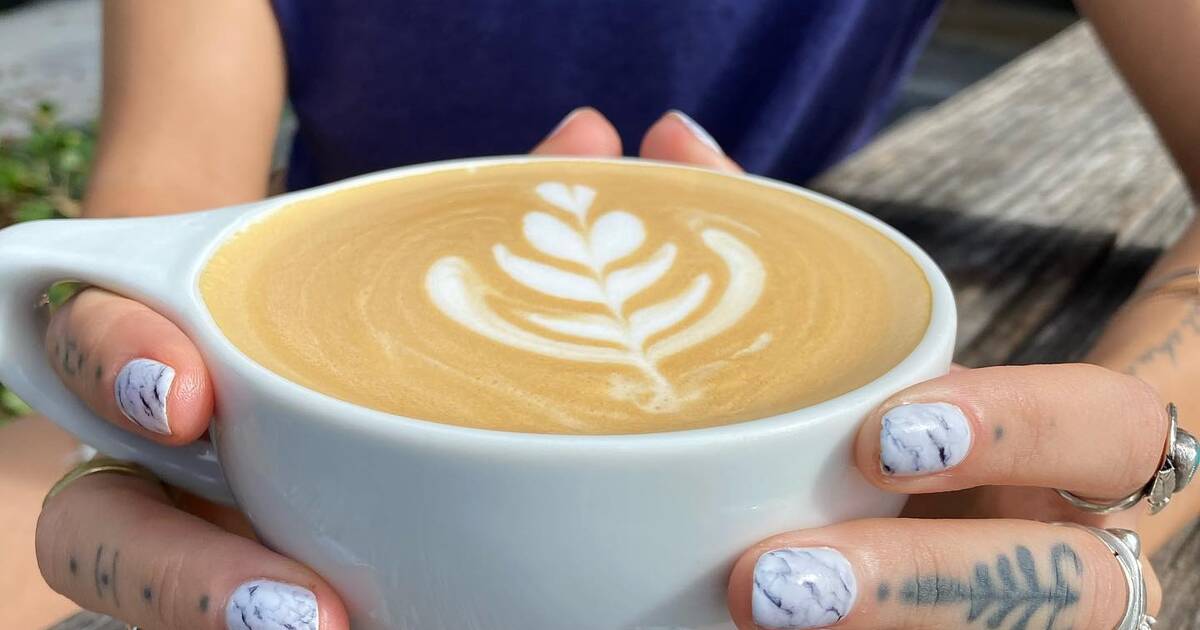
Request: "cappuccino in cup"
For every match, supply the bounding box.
[201,161,930,434]
[0,157,954,629]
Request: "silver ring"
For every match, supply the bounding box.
[1062,526,1156,630]
[1058,403,1198,514]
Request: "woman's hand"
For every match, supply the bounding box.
[725,363,1171,629]
[35,107,736,629]
[37,283,350,629]
[627,116,1174,629]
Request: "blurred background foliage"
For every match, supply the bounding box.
[0,102,90,225]
[0,101,94,420]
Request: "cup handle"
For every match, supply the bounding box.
[0,213,240,505]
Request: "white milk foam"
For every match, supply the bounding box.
[425,182,766,412]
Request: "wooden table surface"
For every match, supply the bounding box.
[51,21,1199,630]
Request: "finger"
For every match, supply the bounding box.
[728,518,1144,630]
[37,472,348,630]
[639,110,742,172]
[1144,556,1163,616]
[45,288,213,444]
[855,364,1169,500]
[531,107,622,156]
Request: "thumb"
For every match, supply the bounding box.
[640,110,742,172]
[45,288,213,444]
[531,107,622,157]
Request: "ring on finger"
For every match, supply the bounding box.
[43,455,162,508]
[1058,403,1199,515]
[1061,526,1156,630]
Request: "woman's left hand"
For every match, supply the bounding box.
[596,110,1172,629]
[725,363,1172,629]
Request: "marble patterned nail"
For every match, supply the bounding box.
[114,358,174,435]
[226,579,319,630]
[669,110,725,155]
[880,402,972,476]
[753,547,857,629]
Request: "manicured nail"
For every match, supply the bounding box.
[226,579,319,630]
[114,358,174,435]
[546,107,587,140]
[669,110,724,155]
[880,402,972,476]
[753,547,856,629]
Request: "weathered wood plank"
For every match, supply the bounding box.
[813,23,1192,367]
[1155,522,1200,628]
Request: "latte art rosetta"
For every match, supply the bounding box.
[425,182,766,412]
[200,161,932,434]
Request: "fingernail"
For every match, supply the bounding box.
[880,402,972,476]
[226,579,319,630]
[115,358,174,435]
[753,547,856,629]
[545,107,588,141]
[669,110,724,155]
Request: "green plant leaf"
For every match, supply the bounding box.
[48,281,84,307]
[0,101,95,230]
[0,101,96,418]
[0,386,33,417]
[13,197,59,222]
[58,147,85,173]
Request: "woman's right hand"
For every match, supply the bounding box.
[36,281,350,629]
[34,107,734,629]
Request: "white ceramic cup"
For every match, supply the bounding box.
[0,157,955,630]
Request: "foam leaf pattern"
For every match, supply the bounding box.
[524,312,626,345]
[628,275,711,346]
[492,244,604,303]
[589,211,644,269]
[426,181,768,413]
[426,258,629,364]
[605,243,676,307]
[647,229,765,362]
[523,212,589,265]
[536,182,595,221]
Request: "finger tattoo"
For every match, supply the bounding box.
[1126,302,1200,375]
[886,544,1083,630]
[110,549,120,608]
[91,544,123,608]
[94,544,104,599]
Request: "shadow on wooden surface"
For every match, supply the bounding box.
[829,196,1162,366]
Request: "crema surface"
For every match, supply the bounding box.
[200,161,931,434]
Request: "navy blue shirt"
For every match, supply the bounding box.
[270,1,941,190]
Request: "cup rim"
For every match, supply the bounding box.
[190,155,956,447]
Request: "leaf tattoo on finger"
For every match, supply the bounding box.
[898,544,1083,630]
